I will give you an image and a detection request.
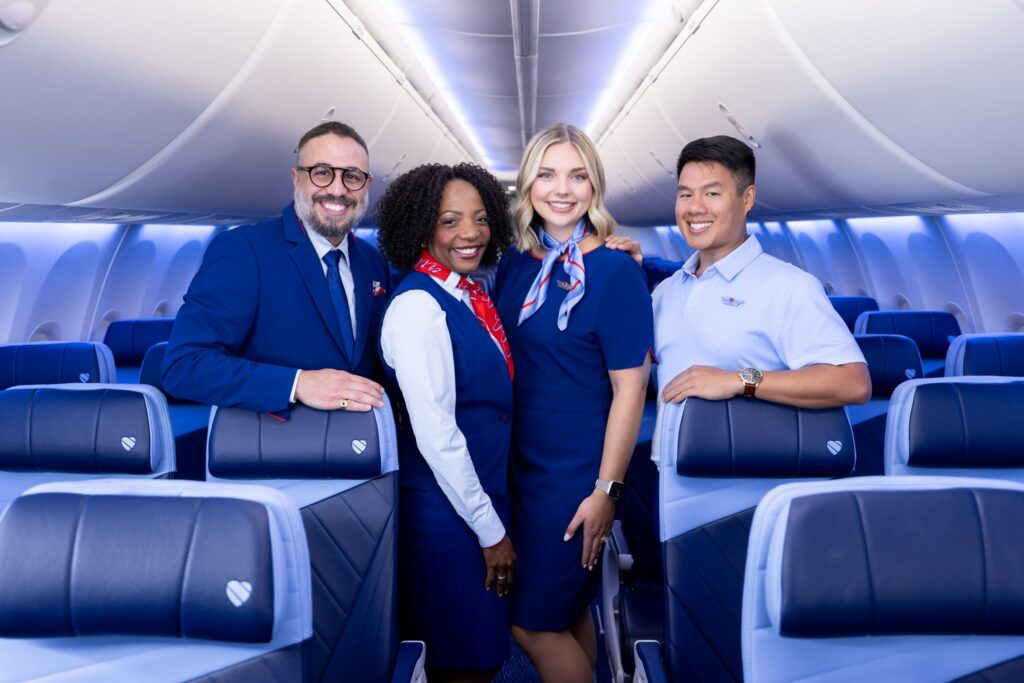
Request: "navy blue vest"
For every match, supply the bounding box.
[381,271,513,496]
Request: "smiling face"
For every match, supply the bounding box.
[291,133,371,245]
[428,178,491,276]
[675,160,756,270]
[528,141,594,237]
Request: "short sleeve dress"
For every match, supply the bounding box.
[495,244,653,630]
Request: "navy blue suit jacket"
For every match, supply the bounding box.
[162,205,390,412]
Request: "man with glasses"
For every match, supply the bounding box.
[163,121,389,415]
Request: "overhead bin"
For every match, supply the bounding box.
[599,0,1023,223]
[0,0,473,221]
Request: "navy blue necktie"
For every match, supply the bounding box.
[324,249,356,360]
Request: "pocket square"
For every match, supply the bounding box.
[371,280,386,297]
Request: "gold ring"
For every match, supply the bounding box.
[339,399,349,409]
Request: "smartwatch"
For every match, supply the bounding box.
[595,478,624,502]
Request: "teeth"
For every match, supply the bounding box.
[689,221,712,229]
[453,247,479,255]
[549,202,573,209]
[321,202,346,212]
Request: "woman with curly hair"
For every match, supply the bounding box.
[494,124,653,681]
[376,163,517,682]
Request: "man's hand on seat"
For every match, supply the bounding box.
[661,365,742,403]
[295,369,385,411]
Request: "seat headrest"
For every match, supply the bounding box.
[0,385,174,476]
[769,485,1024,637]
[208,402,396,479]
[946,333,1024,377]
[0,342,116,390]
[139,342,170,394]
[828,296,879,332]
[0,483,287,642]
[853,311,961,358]
[884,374,1024,471]
[103,318,175,366]
[675,397,854,478]
[855,334,924,397]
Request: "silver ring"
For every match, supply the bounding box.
[601,536,610,544]
[339,399,349,409]
[497,575,507,581]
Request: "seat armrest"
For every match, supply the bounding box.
[634,640,668,683]
[390,641,426,683]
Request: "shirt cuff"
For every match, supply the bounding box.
[473,508,507,548]
[289,370,301,404]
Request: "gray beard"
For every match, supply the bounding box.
[293,189,366,241]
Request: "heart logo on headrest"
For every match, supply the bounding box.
[226,580,252,607]
[905,368,917,379]
[121,436,136,452]
[352,439,367,455]
[79,373,90,383]
[826,440,843,455]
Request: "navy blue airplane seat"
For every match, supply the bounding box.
[139,341,211,482]
[828,295,879,332]
[104,318,175,382]
[854,310,961,377]
[609,397,854,682]
[945,332,1024,377]
[0,479,313,682]
[0,384,175,511]
[642,257,684,292]
[0,341,115,390]
[845,334,924,476]
[740,477,1024,683]
[885,376,1024,482]
[206,400,403,683]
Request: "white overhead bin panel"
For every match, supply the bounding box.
[0,0,471,220]
[0,0,284,206]
[601,0,990,221]
[768,0,1024,196]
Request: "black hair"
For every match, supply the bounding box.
[676,135,755,191]
[375,163,515,272]
[296,121,368,155]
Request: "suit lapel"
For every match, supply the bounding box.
[348,233,372,366]
[283,207,350,361]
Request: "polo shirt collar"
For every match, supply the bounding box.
[682,234,763,282]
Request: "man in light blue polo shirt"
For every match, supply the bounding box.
[651,135,870,461]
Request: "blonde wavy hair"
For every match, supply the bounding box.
[512,123,617,251]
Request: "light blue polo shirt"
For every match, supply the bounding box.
[651,236,865,462]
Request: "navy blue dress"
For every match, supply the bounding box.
[381,272,514,669]
[496,245,652,631]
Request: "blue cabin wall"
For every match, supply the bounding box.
[1,212,1023,346]
[0,222,222,345]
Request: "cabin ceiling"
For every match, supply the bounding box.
[0,0,1023,226]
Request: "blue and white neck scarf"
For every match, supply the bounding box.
[518,219,588,331]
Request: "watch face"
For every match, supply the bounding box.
[740,367,762,384]
[608,481,624,501]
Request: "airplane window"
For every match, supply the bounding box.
[94,310,120,342]
[894,294,912,310]
[944,302,970,332]
[28,320,60,342]
[152,301,172,318]
[1006,312,1024,333]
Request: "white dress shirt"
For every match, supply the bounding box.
[290,228,358,403]
[380,271,506,548]
[650,235,865,463]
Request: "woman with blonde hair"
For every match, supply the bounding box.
[494,123,652,680]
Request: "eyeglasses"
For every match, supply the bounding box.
[297,165,372,191]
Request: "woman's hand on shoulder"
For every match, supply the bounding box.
[563,490,615,570]
[482,535,516,597]
[604,235,644,265]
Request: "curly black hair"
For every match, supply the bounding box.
[374,163,515,272]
